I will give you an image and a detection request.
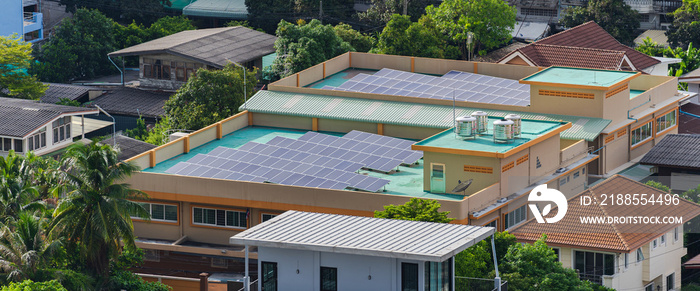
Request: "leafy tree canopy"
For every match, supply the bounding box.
[270,19,354,78]
[645,180,671,193]
[455,231,517,278]
[374,197,454,223]
[0,35,47,100]
[333,23,375,53]
[58,0,172,25]
[667,0,700,49]
[357,0,437,27]
[0,279,67,291]
[164,64,257,131]
[245,0,295,33]
[559,0,640,45]
[425,0,516,57]
[371,14,458,59]
[32,9,117,83]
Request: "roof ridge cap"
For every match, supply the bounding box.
[170,27,236,50]
[589,187,631,251]
[533,43,626,54]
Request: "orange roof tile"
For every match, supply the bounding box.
[510,175,700,253]
[507,44,630,70]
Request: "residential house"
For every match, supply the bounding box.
[39,83,104,104]
[0,0,43,42]
[107,26,277,90]
[0,97,104,157]
[122,52,691,282]
[679,68,700,98]
[497,21,676,76]
[510,175,700,290]
[88,86,171,134]
[230,210,496,291]
[639,134,700,192]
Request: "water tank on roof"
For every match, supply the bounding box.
[455,116,477,139]
[493,119,515,143]
[504,114,522,138]
[471,111,489,134]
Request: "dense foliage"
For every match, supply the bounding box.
[357,0,438,27]
[374,198,455,223]
[0,35,47,100]
[560,0,640,45]
[372,14,458,59]
[667,0,700,49]
[57,0,172,25]
[636,39,700,86]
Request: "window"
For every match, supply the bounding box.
[560,177,568,186]
[425,258,452,291]
[521,7,557,17]
[645,283,654,291]
[505,205,526,229]
[485,219,497,228]
[552,248,560,261]
[262,213,277,222]
[574,251,616,281]
[582,167,586,175]
[193,207,247,228]
[631,121,653,146]
[661,234,666,244]
[320,267,338,291]
[637,248,644,262]
[261,261,277,291]
[656,109,677,133]
[675,227,679,241]
[1,138,10,152]
[27,128,46,152]
[624,253,629,269]
[52,117,71,144]
[667,273,675,290]
[574,171,580,179]
[653,239,658,249]
[143,58,154,78]
[144,250,160,262]
[135,202,178,222]
[401,263,418,291]
[14,139,23,153]
[212,258,228,268]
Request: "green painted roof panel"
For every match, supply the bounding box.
[243,91,611,141]
[183,0,247,19]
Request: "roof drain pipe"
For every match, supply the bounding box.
[681,109,700,119]
[491,234,501,291]
[108,55,124,86]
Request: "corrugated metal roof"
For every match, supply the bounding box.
[639,134,700,169]
[183,0,247,19]
[230,211,494,262]
[243,91,610,141]
[0,97,98,138]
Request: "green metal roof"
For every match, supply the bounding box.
[183,0,247,19]
[167,0,196,10]
[243,91,611,141]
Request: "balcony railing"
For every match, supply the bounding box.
[23,12,38,23]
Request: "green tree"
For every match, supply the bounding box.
[225,20,265,32]
[425,0,516,57]
[357,0,437,27]
[455,231,517,279]
[144,116,173,146]
[32,9,117,83]
[48,142,149,283]
[0,35,47,100]
[57,0,172,25]
[372,14,458,59]
[108,247,171,291]
[146,16,197,40]
[667,0,700,49]
[55,98,81,107]
[333,23,375,53]
[0,152,43,223]
[635,37,665,57]
[125,118,149,141]
[0,212,62,282]
[646,180,671,193]
[682,184,700,203]
[271,19,355,78]
[0,279,67,291]
[375,198,454,223]
[560,0,640,45]
[664,43,700,78]
[165,64,257,131]
[245,0,294,33]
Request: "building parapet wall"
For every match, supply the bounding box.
[560,139,587,168]
[465,183,501,213]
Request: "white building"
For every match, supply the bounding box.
[230,211,496,291]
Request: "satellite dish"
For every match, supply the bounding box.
[452,179,473,194]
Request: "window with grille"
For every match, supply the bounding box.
[193,207,247,228]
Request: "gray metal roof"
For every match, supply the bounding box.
[230,211,494,262]
[0,97,98,138]
[639,134,700,169]
[243,90,611,141]
[108,27,276,68]
[104,134,157,161]
[89,87,171,118]
[183,0,247,19]
[40,83,96,104]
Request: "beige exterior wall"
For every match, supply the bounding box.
[251,113,313,130]
[528,133,561,184]
[529,85,605,118]
[422,152,499,195]
[325,53,350,77]
[499,148,530,196]
[602,86,632,126]
[382,124,442,140]
[317,118,376,134]
[560,139,587,168]
[603,133,629,173]
[350,53,412,72]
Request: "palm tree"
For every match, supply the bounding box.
[48,142,149,282]
[0,211,61,282]
[0,151,43,223]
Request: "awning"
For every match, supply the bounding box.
[183,0,248,19]
[72,117,113,137]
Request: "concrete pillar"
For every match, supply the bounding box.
[199,272,209,291]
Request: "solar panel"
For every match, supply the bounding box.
[341,130,423,164]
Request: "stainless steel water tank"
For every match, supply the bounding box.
[455,116,477,138]
[471,111,488,134]
[504,114,522,138]
[493,119,514,143]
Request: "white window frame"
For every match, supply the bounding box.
[656,109,677,134]
[261,213,277,223]
[637,248,644,262]
[631,121,653,147]
[133,202,178,223]
[52,116,71,144]
[27,127,47,152]
[675,227,679,242]
[504,205,527,230]
[660,234,666,245]
[653,239,658,249]
[624,253,629,269]
[192,206,247,229]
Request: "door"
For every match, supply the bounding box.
[430,163,446,193]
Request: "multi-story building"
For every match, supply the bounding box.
[511,175,700,290]
[0,0,44,42]
[123,52,692,285]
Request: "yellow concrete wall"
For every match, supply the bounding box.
[603,133,629,173]
[466,183,501,213]
[325,53,350,77]
[477,62,540,80]
[317,118,377,134]
[603,86,632,126]
[350,53,412,71]
[528,133,561,184]
[155,139,185,165]
[298,63,324,87]
[529,84,604,118]
[130,153,152,171]
[560,140,587,168]
[413,57,475,75]
[189,126,217,149]
[251,113,313,130]
[499,148,530,196]
[422,152,499,196]
[383,124,443,140]
[221,111,249,136]
[134,219,182,242]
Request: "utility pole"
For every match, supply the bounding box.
[403,0,408,15]
[320,0,323,24]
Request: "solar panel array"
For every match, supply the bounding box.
[320,68,530,106]
[164,130,423,192]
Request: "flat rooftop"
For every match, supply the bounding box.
[144,126,465,201]
[521,67,639,89]
[415,118,563,153]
